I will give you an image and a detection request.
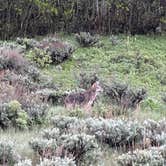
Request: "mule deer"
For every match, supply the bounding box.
[64,81,103,111]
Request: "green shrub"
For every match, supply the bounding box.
[48,42,74,65]
[16,111,29,130]
[85,118,144,146]
[60,133,100,165]
[51,116,80,131]
[29,138,58,156]
[23,103,48,126]
[104,81,147,111]
[26,48,52,68]
[68,108,85,118]
[143,119,166,146]
[16,37,39,50]
[30,128,101,165]
[8,100,21,112]
[75,32,99,47]
[52,116,166,147]
[0,100,28,129]
[41,128,60,140]
[52,116,144,147]
[117,145,166,166]
[0,140,19,165]
[23,37,75,66]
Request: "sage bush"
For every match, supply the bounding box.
[117,145,166,166]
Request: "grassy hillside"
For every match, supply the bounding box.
[43,34,166,118]
[0,34,166,165]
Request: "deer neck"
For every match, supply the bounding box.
[86,88,98,105]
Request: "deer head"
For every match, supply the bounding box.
[91,81,103,93]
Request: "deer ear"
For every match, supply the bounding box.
[92,81,99,88]
[91,82,97,88]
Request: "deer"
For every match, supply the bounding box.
[64,81,103,111]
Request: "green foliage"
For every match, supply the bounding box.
[8,100,22,112]
[0,100,28,129]
[24,103,48,126]
[45,40,75,65]
[16,111,29,130]
[26,48,52,68]
[142,98,164,112]
[68,108,85,118]
[16,38,39,50]
[1,0,165,39]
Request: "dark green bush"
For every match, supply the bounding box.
[40,39,75,65]
[104,81,147,111]
[22,37,75,66]
[1,0,166,40]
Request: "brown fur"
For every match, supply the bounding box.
[65,81,103,111]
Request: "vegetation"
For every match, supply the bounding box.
[0,139,19,165]
[0,33,165,165]
[0,1,166,165]
[117,145,166,166]
[0,0,166,39]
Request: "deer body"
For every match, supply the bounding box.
[65,82,102,111]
